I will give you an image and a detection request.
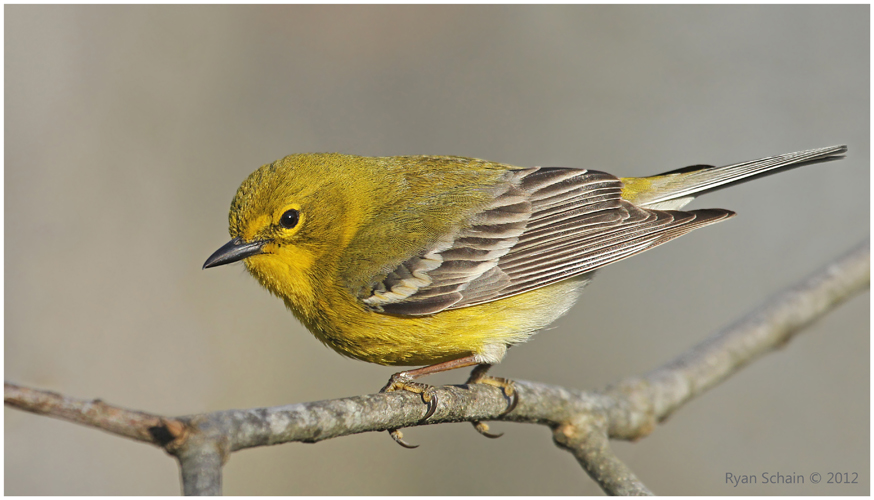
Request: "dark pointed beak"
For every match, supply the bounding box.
[203,237,268,269]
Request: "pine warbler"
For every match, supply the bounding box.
[205,145,846,446]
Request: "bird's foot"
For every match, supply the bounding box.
[380,371,440,448]
[465,364,518,438]
[380,373,439,421]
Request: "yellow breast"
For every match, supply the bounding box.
[296,276,588,366]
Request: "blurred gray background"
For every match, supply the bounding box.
[5,5,868,495]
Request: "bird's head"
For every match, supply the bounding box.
[203,153,365,305]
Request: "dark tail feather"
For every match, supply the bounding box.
[639,145,847,207]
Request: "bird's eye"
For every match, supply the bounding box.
[279,209,300,229]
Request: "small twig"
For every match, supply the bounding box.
[552,414,653,495]
[176,431,225,496]
[3,383,187,448]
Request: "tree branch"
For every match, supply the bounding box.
[553,415,654,495]
[6,239,868,495]
[602,237,870,440]
[3,383,187,447]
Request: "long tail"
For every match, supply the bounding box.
[622,145,847,210]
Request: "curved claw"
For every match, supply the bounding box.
[388,428,419,449]
[500,387,519,416]
[420,391,438,422]
[472,421,504,438]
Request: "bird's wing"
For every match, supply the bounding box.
[360,167,734,316]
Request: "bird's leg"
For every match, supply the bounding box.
[465,363,518,438]
[380,357,520,447]
[380,356,482,448]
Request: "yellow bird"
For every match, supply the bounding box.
[204,145,845,446]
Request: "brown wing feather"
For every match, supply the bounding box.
[361,167,734,316]
[361,180,532,315]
